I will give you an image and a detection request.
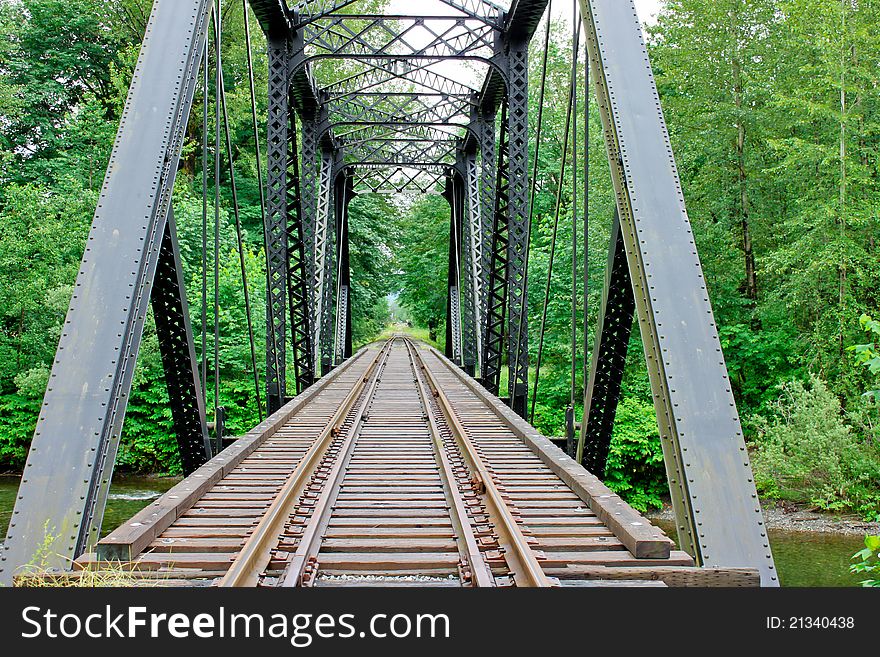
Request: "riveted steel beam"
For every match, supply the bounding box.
[0,0,213,584]
[333,175,355,365]
[286,76,316,395]
[293,0,505,28]
[443,170,465,366]
[324,59,479,99]
[480,101,509,398]
[297,16,501,67]
[462,150,483,376]
[265,36,292,413]
[578,211,634,473]
[153,211,212,475]
[578,0,777,585]
[351,165,448,194]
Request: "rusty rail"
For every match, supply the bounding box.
[218,342,392,587]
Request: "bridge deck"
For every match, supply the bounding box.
[74,339,757,587]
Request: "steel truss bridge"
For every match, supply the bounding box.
[0,0,778,586]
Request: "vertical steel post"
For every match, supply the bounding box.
[577,211,635,474]
[444,170,464,366]
[481,102,510,399]
[505,36,530,418]
[477,110,496,380]
[265,36,290,413]
[300,118,320,368]
[316,149,337,375]
[153,210,212,474]
[285,101,315,394]
[334,175,355,365]
[461,150,482,376]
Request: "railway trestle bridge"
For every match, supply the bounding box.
[0,0,777,587]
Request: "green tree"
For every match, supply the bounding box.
[395,194,450,343]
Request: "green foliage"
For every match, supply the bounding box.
[395,194,449,342]
[849,314,880,400]
[750,376,880,519]
[602,398,666,512]
[0,0,400,473]
[0,394,40,470]
[348,194,397,344]
[850,535,880,587]
[117,373,181,475]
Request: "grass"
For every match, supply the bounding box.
[14,561,162,587]
[373,323,445,351]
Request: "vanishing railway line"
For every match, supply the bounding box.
[221,337,551,588]
[83,338,757,588]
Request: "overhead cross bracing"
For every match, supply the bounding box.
[248,0,542,428]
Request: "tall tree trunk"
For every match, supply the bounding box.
[732,15,757,302]
[838,0,848,354]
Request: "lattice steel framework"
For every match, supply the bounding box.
[266,37,292,412]
[333,175,354,365]
[461,150,483,375]
[285,80,316,396]
[444,170,465,366]
[578,212,634,473]
[481,100,510,399]
[504,37,530,416]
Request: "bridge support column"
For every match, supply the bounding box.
[477,111,496,381]
[444,169,464,366]
[481,102,509,402]
[577,211,634,471]
[153,210,213,474]
[265,36,291,413]
[285,91,315,395]
[316,149,338,376]
[299,118,320,371]
[480,35,530,419]
[461,150,482,377]
[334,174,354,365]
[505,36,531,419]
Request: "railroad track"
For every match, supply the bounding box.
[89,337,758,588]
[221,336,551,587]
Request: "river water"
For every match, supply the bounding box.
[0,475,867,587]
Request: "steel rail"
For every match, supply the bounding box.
[405,339,553,587]
[218,342,392,587]
[402,339,495,588]
[277,339,397,586]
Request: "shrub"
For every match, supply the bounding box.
[603,397,666,512]
[0,393,40,470]
[850,535,880,587]
[750,375,880,519]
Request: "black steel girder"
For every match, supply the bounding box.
[297,15,500,67]
[350,165,449,194]
[265,37,293,413]
[443,170,465,365]
[292,0,506,28]
[325,61,478,100]
[152,211,213,475]
[577,211,635,473]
